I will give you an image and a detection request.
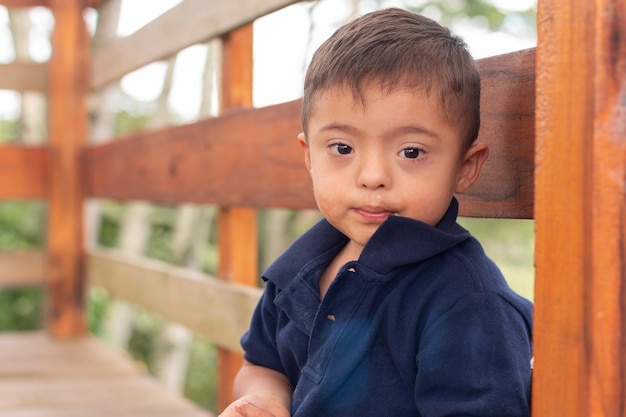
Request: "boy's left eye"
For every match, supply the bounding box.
[330,143,353,155]
[399,148,424,159]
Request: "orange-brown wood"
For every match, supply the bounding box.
[533,0,626,416]
[0,0,47,7]
[46,0,89,338]
[84,0,108,9]
[216,24,257,412]
[0,146,47,199]
[83,49,535,218]
[83,100,310,208]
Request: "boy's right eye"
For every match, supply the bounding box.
[330,143,353,155]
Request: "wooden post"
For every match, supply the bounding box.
[217,23,258,412]
[533,0,626,415]
[46,0,89,337]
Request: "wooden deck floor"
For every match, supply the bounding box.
[0,332,213,417]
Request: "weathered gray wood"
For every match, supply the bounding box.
[0,63,47,91]
[0,332,212,417]
[0,250,45,288]
[91,0,302,88]
[87,249,262,353]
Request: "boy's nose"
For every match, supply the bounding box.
[357,153,391,189]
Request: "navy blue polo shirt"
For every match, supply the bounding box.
[241,199,533,417]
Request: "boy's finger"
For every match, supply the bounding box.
[234,400,276,417]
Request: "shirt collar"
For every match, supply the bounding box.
[263,198,470,287]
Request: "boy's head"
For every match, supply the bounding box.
[301,8,481,151]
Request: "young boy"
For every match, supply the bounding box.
[220,8,533,417]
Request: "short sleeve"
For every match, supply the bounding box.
[240,282,285,374]
[415,292,532,417]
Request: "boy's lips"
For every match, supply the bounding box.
[353,206,396,223]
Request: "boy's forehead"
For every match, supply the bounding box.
[311,81,438,115]
[306,81,465,146]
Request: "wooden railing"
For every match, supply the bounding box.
[0,0,624,416]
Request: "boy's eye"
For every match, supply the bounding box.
[331,143,353,155]
[400,148,424,159]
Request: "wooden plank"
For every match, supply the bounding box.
[532,0,626,416]
[0,332,212,417]
[83,0,107,9]
[91,0,302,88]
[0,146,47,199]
[84,49,535,218]
[460,48,535,219]
[0,63,47,91]
[46,0,88,337]
[86,249,262,353]
[0,250,45,288]
[0,0,47,7]
[216,24,257,412]
[83,99,311,208]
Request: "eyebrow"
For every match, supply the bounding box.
[319,122,441,140]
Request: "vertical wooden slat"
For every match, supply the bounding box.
[46,0,89,337]
[533,0,626,415]
[216,24,257,412]
[588,3,626,414]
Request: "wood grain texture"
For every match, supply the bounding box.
[84,99,310,208]
[0,332,212,417]
[87,249,261,353]
[84,49,535,218]
[90,0,302,88]
[533,0,626,416]
[0,63,47,91]
[0,146,48,199]
[216,24,257,412]
[46,0,88,337]
[460,48,535,218]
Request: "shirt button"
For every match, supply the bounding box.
[327,314,336,321]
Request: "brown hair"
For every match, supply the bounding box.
[302,8,481,150]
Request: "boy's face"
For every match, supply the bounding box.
[299,83,488,254]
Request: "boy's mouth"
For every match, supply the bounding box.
[353,206,396,223]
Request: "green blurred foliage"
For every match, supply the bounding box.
[410,0,536,32]
[0,288,44,331]
[184,337,218,412]
[0,201,46,332]
[0,119,20,143]
[0,202,46,249]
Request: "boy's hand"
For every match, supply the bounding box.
[218,393,291,417]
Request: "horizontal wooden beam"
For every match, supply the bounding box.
[87,248,262,353]
[84,99,314,209]
[84,0,107,9]
[91,0,302,88]
[0,146,48,199]
[85,49,535,218]
[0,0,48,7]
[0,63,48,92]
[0,250,45,288]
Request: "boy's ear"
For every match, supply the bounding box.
[455,143,489,194]
[298,132,312,172]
